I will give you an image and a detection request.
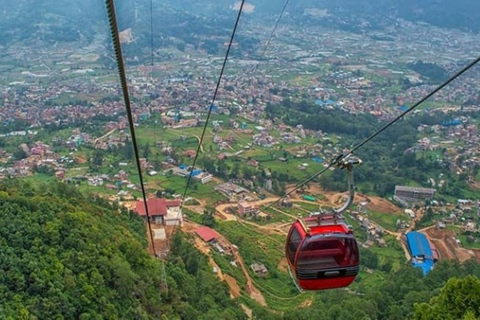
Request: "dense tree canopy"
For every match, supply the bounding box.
[2,181,480,319]
[0,180,244,319]
[414,275,480,320]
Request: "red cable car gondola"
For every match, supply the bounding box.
[285,154,361,291]
[286,215,359,290]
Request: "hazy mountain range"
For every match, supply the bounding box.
[0,0,479,46]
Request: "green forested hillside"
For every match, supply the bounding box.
[0,180,243,319]
[1,180,480,319]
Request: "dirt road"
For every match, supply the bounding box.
[94,128,116,143]
[233,250,267,306]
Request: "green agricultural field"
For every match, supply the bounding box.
[369,235,407,271]
[369,210,403,231]
[65,167,89,178]
[352,269,387,290]
[182,207,203,224]
[345,213,367,242]
[145,174,224,205]
[20,174,56,186]
[260,158,325,180]
[288,202,321,213]
[256,206,295,225]
[458,234,480,249]
[77,184,118,197]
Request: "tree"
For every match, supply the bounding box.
[124,142,134,160]
[143,142,150,159]
[201,209,216,228]
[13,148,28,160]
[414,276,480,320]
[92,149,104,167]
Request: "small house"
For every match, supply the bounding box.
[250,262,268,277]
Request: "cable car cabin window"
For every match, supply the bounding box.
[287,228,302,264]
[296,235,358,270]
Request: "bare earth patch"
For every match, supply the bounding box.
[225,275,241,298]
[277,257,288,273]
[424,227,476,262]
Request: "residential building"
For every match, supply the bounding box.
[193,172,213,184]
[237,201,258,215]
[395,185,436,202]
[135,198,182,225]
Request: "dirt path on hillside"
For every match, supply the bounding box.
[473,249,480,261]
[240,219,287,237]
[94,128,116,143]
[215,203,238,221]
[193,135,204,153]
[183,221,267,306]
[225,274,241,298]
[234,250,267,306]
[277,257,288,273]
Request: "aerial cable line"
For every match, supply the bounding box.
[147,0,168,291]
[266,54,480,209]
[253,0,290,72]
[149,0,159,147]
[149,0,155,69]
[105,0,157,255]
[181,0,246,200]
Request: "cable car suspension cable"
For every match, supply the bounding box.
[253,0,290,72]
[181,0,246,200]
[149,0,154,69]
[267,54,480,208]
[105,0,157,255]
[149,0,158,145]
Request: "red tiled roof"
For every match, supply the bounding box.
[195,226,219,242]
[135,198,181,216]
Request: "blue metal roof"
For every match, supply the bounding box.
[406,232,433,260]
[191,170,202,176]
[206,104,219,112]
[315,99,337,106]
[412,259,433,275]
[441,119,461,126]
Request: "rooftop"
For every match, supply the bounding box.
[406,231,433,260]
[195,226,220,242]
[135,198,181,216]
